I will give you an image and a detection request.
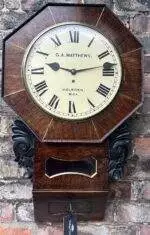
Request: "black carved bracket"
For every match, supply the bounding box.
[12,119,35,179]
[108,122,131,181]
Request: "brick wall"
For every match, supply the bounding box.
[0,0,150,234]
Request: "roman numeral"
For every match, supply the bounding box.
[69,31,79,43]
[36,51,49,57]
[31,67,44,74]
[103,68,114,76]
[88,37,95,47]
[87,98,95,108]
[51,35,61,46]
[49,95,60,109]
[103,62,115,76]
[34,80,48,96]
[69,101,76,113]
[98,50,109,60]
[97,84,110,97]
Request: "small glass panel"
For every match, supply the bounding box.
[45,156,97,178]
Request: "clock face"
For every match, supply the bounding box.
[22,23,122,120]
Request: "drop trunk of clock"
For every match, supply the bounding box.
[33,141,109,222]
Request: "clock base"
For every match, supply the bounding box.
[33,191,108,222]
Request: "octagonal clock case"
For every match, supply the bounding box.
[2,4,142,223]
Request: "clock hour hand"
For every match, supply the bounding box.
[46,62,72,73]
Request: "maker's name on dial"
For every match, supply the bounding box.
[55,52,92,58]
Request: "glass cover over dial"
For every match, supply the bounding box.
[23,23,122,120]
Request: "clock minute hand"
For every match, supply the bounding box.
[46,62,72,73]
[75,66,102,73]
[75,63,117,74]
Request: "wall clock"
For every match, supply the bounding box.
[2,3,142,231]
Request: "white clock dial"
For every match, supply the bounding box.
[22,23,122,120]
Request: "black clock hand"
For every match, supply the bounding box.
[72,62,116,74]
[74,66,102,73]
[75,63,116,73]
[46,62,73,73]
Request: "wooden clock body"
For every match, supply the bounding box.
[2,4,142,222]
